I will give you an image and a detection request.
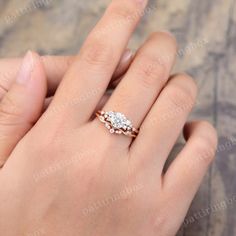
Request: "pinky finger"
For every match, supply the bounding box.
[162,121,217,218]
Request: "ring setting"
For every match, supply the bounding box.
[96,111,139,138]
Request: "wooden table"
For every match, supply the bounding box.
[0,0,235,235]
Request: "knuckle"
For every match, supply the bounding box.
[136,54,167,89]
[81,40,114,67]
[167,74,197,111]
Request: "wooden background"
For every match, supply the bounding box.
[0,0,235,235]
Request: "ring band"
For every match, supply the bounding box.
[96,111,139,138]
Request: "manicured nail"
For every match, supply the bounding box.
[120,49,134,65]
[113,49,135,79]
[17,51,34,84]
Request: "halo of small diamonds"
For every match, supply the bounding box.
[96,111,139,138]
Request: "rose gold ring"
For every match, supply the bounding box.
[96,111,139,138]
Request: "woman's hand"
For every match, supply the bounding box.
[0,0,217,235]
[0,51,134,98]
[0,50,134,166]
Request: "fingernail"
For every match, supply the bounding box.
[113,49,135,79]
[17,51,34,84]
[120,49,134,65]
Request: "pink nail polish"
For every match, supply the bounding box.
[121,49,134,64]
[17,51,34,84]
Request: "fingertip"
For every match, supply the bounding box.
[14,50,47,120]
[184,121,218,149]
[0,52,48,167]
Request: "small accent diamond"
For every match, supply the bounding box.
[110,129,115,134]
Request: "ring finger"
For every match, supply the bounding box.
[93,32,177,146]
[131,74,197,175]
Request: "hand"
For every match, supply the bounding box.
[0,51,134,98]
[0,49,134,166]
[0,0,217,236]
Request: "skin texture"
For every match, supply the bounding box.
[0,50,134,166]
[0,49,134,98]
[0,0,217,236]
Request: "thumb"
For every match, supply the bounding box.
[0,51,47,168]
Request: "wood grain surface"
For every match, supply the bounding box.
[0,0,235,235]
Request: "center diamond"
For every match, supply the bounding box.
[106,111,132,130]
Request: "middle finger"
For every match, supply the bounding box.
[94,32,177,146]
[46,0,148,126]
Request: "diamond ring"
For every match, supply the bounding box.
[96,111,139,138]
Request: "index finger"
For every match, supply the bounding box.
[47,0,148,124]
[0,49,134,99]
